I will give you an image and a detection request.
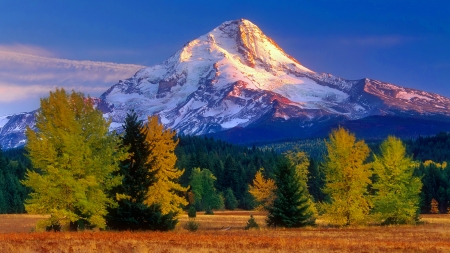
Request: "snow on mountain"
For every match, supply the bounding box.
[1,19,450,148]
[101,19,373,135]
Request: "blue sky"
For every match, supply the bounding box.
[0,0,449,116]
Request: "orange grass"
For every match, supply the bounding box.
[0,213,449,252]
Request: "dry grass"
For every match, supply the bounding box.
[0,212,449,252]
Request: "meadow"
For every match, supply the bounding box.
[0,212,449,252]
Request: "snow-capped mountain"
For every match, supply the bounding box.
[1,19,450,148]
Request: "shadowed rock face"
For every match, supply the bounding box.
[2,19,450,149]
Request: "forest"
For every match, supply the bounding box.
[1,88,450,229]
[2,128,450,216]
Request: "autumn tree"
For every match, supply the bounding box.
[22,89,126,230]
[430,198,439,214]
[322,127,372,226]
[189,167,224,212]
[266,159,314,227]
[106,110,177,230]
[248,168,276,211]
[142,115,188,215]
[372,136,422,224]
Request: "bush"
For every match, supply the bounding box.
[205,207,214,215]
[245,215,260,230]
[183,221,200,232]
[188,206,197,219]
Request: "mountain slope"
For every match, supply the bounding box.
[1,19,450,149]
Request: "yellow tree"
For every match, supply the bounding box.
[142,115,188,215]
[372,136,422,224]
[322,127,372,226]
[249,168,276,210]
[22,89,125,230]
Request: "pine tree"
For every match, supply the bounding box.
[142,115,188,215]
[249,168,276,211]
[107,110,177,230]
[223,187,238,210]
[285,151,318,218]
[266,159,314,228]
[22,89,126,230]
[322,127,372,226]
[372,136,422,224]
[0,147,8,213]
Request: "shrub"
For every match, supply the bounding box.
[205,207,214,215]
[183,221,200,232]
[245,215,260,230]
[188,206,197,219]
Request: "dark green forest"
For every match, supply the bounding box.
[0,147,29,213]
[2,132,450,214]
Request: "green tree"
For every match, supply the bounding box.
[223,187,238,210]
[142,115,188,215]
[285,150,318,218]
[322,127,372,226]
[189,168,223,211]
[0,147,8,213]
[22,89,126,230]
[372,136,422,224]
[266,159,314,227]
[107,110,177,230]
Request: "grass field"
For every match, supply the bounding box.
[0,212,449,252]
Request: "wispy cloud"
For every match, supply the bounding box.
[0,48,145,116]
[0,44,57,58]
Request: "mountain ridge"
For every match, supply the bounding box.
[1,19,450,149]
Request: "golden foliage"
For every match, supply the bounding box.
[248,168,276,211]
[322,127,372,226]
[430,198,439,214]
[142,115,188,215]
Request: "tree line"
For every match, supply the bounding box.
[1,88,450,229]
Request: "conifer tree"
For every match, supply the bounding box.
[249,168,276,211]
[107,110,177,230]
[430,198,439,214]
[285,151,318,218]
[372,136,422,224]
[322,127,372,226]
[22,89,126,230]
[266,159,314,227]
[0,147,8,213]
[223,187,238,210]
[142,115,188,215]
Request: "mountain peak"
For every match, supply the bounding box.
[211,19,306,69]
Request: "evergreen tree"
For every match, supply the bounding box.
[0,147,8,213]
[322,127,372,226]
[107,110,176,230]
[142,115,188,215]
[22,89,126,230]
[223,187,238,210]
[285,150,318,218]
[372,136,422,224]
[266,159,314,228]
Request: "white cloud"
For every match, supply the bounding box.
[0,49,145,116]
[0,44,56,57]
